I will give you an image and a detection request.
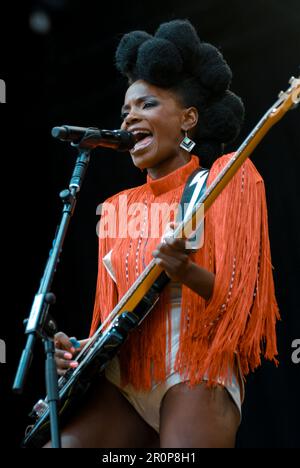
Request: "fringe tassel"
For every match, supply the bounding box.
[175,155,279,386]
[89,154,279,391]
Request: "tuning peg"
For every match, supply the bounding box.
[289,76,295,84]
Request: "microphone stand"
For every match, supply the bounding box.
[13,135,94,448]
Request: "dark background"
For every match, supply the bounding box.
[0,0,299,448]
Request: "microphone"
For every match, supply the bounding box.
[51,125,136,151]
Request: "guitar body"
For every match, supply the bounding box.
[23,272,170,448]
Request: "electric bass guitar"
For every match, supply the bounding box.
[23,76,300,448]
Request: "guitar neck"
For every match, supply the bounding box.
[173,120,268,240]
[175,79,300,240]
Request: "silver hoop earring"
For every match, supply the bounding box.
[180,131,196,153]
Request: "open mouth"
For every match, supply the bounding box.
[131,130,154,153]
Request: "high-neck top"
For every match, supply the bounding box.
[146,155,200,197]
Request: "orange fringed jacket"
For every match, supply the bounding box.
[90,154,279,390]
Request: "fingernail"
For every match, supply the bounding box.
[70,361,78,368]
[69,338,81,349]
[64,352,73,359]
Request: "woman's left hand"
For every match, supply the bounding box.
[152,236,190,283]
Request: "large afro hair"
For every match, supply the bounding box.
[115,19,245,168]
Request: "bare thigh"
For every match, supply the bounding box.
[160,382,240,448]
[44,375,159,448]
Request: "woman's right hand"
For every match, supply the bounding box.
[54,332,85,376]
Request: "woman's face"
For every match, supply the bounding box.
[121,80,196,171]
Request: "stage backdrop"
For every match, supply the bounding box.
[1,0,299,448]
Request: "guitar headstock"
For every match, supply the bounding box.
[270,76,300,122]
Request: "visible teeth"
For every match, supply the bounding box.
[132,130,151,135]
[132,130,153,143]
